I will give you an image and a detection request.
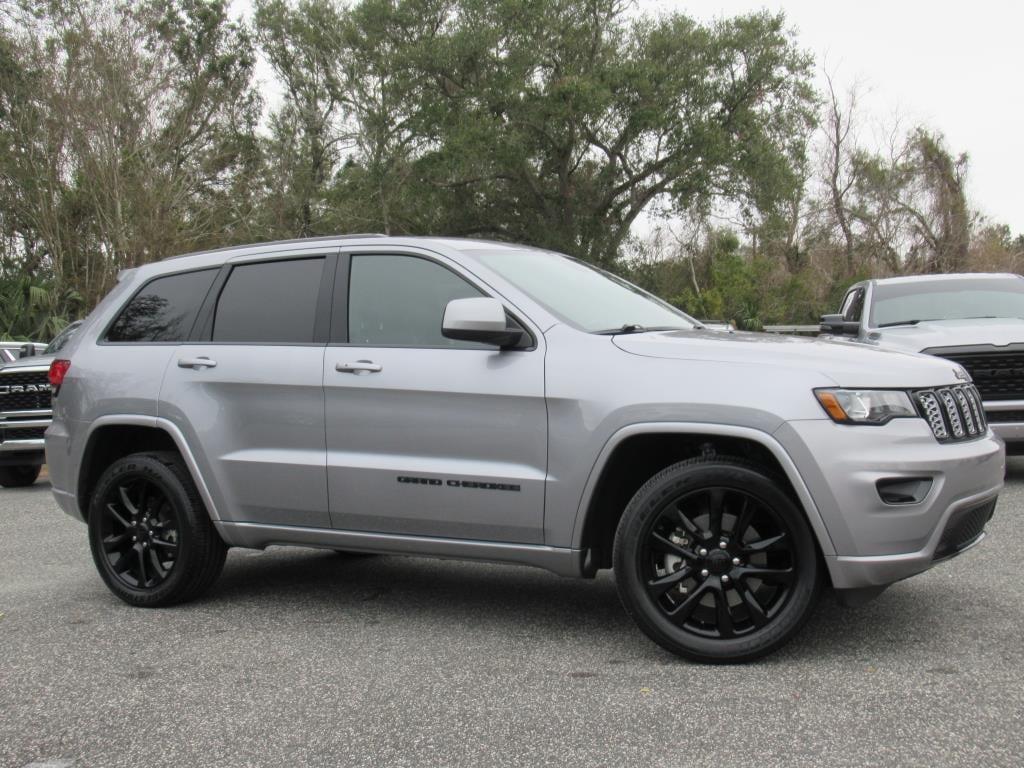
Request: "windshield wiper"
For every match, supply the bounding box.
[877,319,931,328]
[594,324,688,335]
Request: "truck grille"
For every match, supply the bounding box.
[923,346,1024,401]
[0,368,52,412]
[933,499,996,560]
[913,384,987,442]
[0,426,46,442]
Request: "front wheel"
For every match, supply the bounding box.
[0,464,41,488]
[88,452,227,607]
[613,457,821,663]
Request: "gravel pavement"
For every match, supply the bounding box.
[2,463,1022,768]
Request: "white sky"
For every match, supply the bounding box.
[236,0,1024,236]
[644,0,1024,235]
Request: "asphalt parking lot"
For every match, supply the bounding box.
[2,466,1022,768]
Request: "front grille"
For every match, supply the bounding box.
[913,384,988,443]
[934,499,996,560]
[925,346,1024,401]
[0,368,52,412]
[987,410,1024,423]
[0,426,46,442]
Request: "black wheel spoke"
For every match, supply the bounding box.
[646,567,692,598]
[714,585,735,638]
[106,503,131,529]
[151,538,178,550]
[707,489,725,539]
[103,533,129,552]
[136,548,149,586]
[673,507,703,539]
[739,565,795,585]
[732,497,754,541]
[148,550,167,579]
[650,532,696,560]
[118,485,139,517]
[137,483,151,517]
[738,584,768,628]
[115,549,136,574]
[743,532,788,554]
[666,582,711,623]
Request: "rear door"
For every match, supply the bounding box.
[159,251,335,528]
[323,250,548,544]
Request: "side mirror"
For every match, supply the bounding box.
[820,314,860,336]
[443,297,524,348]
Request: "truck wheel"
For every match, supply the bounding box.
[87,452,227,607]
[613,457,821,663]
[0,465,41,488]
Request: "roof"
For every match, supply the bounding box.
[872,272,1022,286]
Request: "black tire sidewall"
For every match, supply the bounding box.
[88,454,207,606]
[614,459,820,663]
[0,464,41,488]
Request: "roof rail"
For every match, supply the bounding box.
[163,233,389,261]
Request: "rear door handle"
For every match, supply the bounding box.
[177,357,217,369]
[335,360,383,374]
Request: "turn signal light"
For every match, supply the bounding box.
[48,359,71,390]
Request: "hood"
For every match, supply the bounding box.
[870,317,1024,353]
[0,353,54,373]
[612,329,966,389]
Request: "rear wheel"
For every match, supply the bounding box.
[88,452,226,607]
[614,457,821,663]
[0,465,41,488]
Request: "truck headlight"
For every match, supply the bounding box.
[814,389,917,425]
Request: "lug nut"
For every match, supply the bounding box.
[700,569,709,578]
[732,557,741,566]
[721,574,730,584]
[132,536,137,541]
[698,548,708,557]
[719,541,728,549]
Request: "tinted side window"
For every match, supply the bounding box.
[348,255,485,347]
[106,269,217,343]
[213,257,324,344]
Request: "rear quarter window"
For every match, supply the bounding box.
[106,269,218,343]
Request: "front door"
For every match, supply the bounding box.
[324,252,547,544]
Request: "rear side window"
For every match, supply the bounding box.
[212,257,325,344]
[106,269,217,343]
[347,255,485,347]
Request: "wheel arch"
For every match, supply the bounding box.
[77,416,221,522]
[572,423,836,572]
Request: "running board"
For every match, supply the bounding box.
[215,521,586,578]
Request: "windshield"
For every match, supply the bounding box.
[871,277,1024,327]
[468,247,698,333]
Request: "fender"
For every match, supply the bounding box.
[82,414,223,521]
[569,421,837,556]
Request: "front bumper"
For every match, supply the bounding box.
[983,400,1024,449]
[775,418,1003,590]
[0,411,48,466]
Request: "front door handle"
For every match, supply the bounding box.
[335,360,383,374]
[177,357,217,369]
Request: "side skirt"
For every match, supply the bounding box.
[215,521,587,578]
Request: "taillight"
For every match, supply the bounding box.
[48,359,71,391]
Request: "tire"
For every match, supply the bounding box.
[0,465,41,488]
[613,457,821,663]
[87,451,227,607]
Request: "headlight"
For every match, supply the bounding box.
[814,389,917,425]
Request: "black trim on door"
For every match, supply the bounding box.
[329,252,351,344]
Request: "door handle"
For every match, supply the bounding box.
[335,360,383,374]
[177,357,217,369]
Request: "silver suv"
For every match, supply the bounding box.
[45,237,1003,662]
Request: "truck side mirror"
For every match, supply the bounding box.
[820,314,860,336]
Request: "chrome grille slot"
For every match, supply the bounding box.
[913,385,987,443]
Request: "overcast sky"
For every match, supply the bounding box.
[644,0,1024,235]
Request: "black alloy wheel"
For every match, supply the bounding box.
[96,477,180,590]
[614,457,821,663]
[88,452,227,607]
